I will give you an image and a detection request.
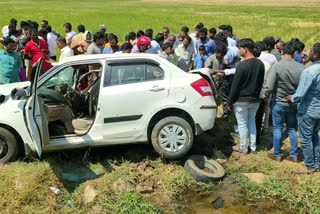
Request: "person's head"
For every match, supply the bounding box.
[283,41,296,57]
[199,28,208,42]
[84,31,92,42]
[209,28,217,40]
[137,30,144,38]
[183,35,192,48]
[107,33,119,49]
[77,25,85,33]
[194,23,204,37]
[162,42,173,55]
[263,36,276,51]
[20,21,29,30]
[218,25,227,31]
[215,42,228,61]
[294,40,305,54]
[155,33,165,46]
[56,36,67,49]
[99,24,107,34]
[309,43,320,62]
[121,42,133,53]
[63,22,72,33]
[41,20,48,29]
[214,32,227,46]
[128,32,136,41]
[145,28,153,40]
[180,26,189,38]
[45,25,52,33]
[168,35,176,46]
[93,32,105,46]
[225,25,233,37]
[237,38,255,57]
[4,37,17,53]
[162,27,170,39]
[29,28,39,41]
[276,40,284,54]
[199,45,206,55]
[10,18,17,27]
[137,35,151,53]
[254,41,267,52]
[253,42,263,58]
[8,23,16,32]
[39,29,47,40]
[30,21,39,31]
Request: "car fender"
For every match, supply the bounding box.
[0,98,36,154]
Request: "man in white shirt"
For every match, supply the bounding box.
[189,23,203,55]
[56,37,74,61]
[45,25,57,61]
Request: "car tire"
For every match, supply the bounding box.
[184,155,225,183]
[151,116,193,159]
[0,127,19,163]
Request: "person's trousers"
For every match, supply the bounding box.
[262,97,271,130]
[218,75,233,115]
[234,103,260,151]
[298,114,320,170]
[272,102,298,158]
[255,99,265,145]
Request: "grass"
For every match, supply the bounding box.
[0,0,320,48]
[0,148,214,214]
[227,151,320,214]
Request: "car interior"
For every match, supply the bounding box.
[38,63,102,137]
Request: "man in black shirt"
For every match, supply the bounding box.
[228,38,265,154]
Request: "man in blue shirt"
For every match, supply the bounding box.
[103,34,121,54]
[194,45,208,69]
[288,43,320,174]
[196,28,216,56]
[0,37,22,84]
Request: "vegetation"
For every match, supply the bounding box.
[0,0,320,48]
[0,0,320,213]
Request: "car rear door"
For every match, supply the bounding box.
[24,58,49,157]
[92,58,170,143]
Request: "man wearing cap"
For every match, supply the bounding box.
[100,25,107,35]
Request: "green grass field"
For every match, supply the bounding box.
[1,0,320,48]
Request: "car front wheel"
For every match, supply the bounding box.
[151,116,194,159]
[0,127,19,163]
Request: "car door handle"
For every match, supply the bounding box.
[149,86,165,92]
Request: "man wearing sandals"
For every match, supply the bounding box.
[287,43,320,174]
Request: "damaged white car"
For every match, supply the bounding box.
[0,54,218,163]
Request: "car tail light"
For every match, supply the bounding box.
[191,78,213,96]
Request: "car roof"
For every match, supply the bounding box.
[58,53,165,65]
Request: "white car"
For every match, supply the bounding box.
[0,54,218,163]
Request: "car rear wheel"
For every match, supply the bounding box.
[151,116,193,159]
[0,127,19,163]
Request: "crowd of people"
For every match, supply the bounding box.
[0,18,320,174]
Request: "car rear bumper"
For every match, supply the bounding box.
[188,97,217,135]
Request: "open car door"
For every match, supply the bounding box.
[25,58,49,157]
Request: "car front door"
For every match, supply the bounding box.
[91,59,170,144]
[24,58,49,157]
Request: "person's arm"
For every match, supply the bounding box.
[264,65,277,98]
[227,66,244,107]
[23,44,32,60]
[41,40,49,55]
[289,70,313,103]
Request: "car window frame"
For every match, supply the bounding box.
[36,59,105,89]
[104,60,165,87]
